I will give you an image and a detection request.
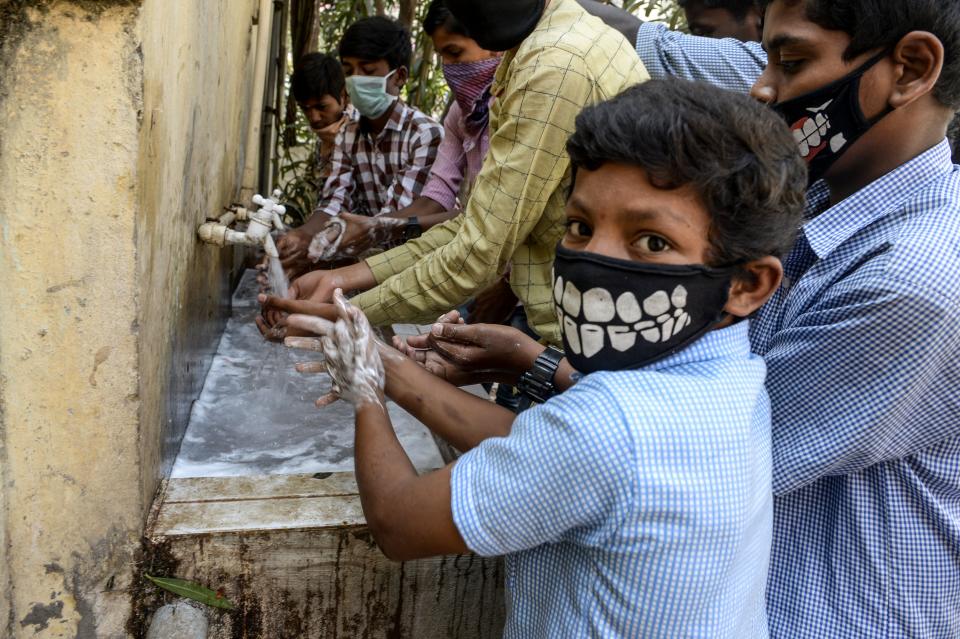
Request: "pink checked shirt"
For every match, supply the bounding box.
[418,101,491,211]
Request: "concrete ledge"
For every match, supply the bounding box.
[144,473,505,638]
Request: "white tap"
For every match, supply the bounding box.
[198,190,288,257]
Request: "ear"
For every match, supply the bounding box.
[889,31,944,109]
[392,66,409,91]
[723,256,783,318]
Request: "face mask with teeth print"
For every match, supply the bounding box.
[552,244,737,374]
[773,50,893,186]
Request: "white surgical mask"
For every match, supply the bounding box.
[345,69,398,119]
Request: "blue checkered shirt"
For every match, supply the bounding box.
[638,26,960,636]
[753,141,960,638]
[452,322,773,638]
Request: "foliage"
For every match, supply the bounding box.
[144,574,236,610]
[272,0,684,224]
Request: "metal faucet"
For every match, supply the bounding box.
[198,190,287,257]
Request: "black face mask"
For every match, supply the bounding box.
[443,0,545,51]
[553,245,736,374]
[773,51,892,186]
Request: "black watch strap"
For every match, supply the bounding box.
[402,216,422,241]
[517,346,564,404]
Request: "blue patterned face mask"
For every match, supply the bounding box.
[345,69,398,119]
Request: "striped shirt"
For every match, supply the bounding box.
[452,322,773,638]
[316,99,443,218]
[353,0,646,345]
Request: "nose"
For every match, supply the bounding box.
[585,232,631,262]
[750,68,777,105]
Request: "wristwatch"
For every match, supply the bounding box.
[402,216,422,241]
[517,346,565,404]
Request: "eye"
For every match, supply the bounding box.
[636,235,670,253]
[777,58,804,74]
[565,220,592,239]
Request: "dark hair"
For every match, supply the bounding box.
[759,0,960,110]
[291,53,345,103]
[423,0,469,37]
[566,79,807,266]
[677,0,759,21]
[339,16,412,71]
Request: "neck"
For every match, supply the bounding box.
[362,98,398,136]
[824,106,950,204]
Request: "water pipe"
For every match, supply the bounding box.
[239,0,276,204]
[197,191,286,257]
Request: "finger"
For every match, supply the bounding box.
[436,309,463,324]
[285,336,325,352]
[256,316,286,342]
[331,288,353,319]
[259,294,337,319]
[287,313,336,336]
[295,361,327,374]
[280,250,306,268]
[315,392,340,407]
[430,321,479,344]
[402,333,431,350]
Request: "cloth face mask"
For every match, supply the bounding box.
[442,57,500,134]
[553,245,735,374]
[773,51,892,185]
[345,69,397,119]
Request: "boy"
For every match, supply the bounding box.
[266,0,645,347]
[412,1,960,636]
[277,17,444,278]
[306,0,502,260]
[287,79,808,637]
[678,0,762,41]
[290,52,351,189]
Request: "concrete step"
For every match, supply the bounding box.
[143,472,505,638]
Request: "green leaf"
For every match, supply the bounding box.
[144,574,236,610]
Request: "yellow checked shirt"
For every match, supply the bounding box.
[354,0,648,345]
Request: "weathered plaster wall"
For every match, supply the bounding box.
[0,0,261,636]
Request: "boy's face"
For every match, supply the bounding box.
[341,57,406,96]
[685,3,762,42]
[563,163,713,267]
[430,26,499,65]
[750,0,893,177]
[298,95,345,133]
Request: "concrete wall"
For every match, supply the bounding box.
[0,1,261,636]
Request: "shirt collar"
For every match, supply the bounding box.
[802,139,953,260]
[641,321,753,372]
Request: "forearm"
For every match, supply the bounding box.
[380,348,514,451]
[336,261,377,293]
[300,210,333,236]
[390,196,446,220]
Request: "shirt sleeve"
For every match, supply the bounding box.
[374,120,444,217]
[316,131,355,218]
[419,105,469,212]
[766,273,960,496]
[450,380,633,556]
[360,216,463,287]
[353,51,594,326]
[635,22,766,93]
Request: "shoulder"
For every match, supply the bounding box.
[403,105,443,142]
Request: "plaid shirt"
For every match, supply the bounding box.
[316,100,443,218]
[754,142,960,638]
[638,26,960,636]
[354,0,646,345]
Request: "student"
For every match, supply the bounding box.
[407,1,960,636]
[307,0,502,261]
[678,0,762,41]
[286,79,808,638]
[277,17,444,278]
[262,0,646,347]
[290,52,352,188]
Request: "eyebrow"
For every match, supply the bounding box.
[763,34,809,53]
[569,194,692,226]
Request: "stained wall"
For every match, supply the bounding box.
[0,0,262,635]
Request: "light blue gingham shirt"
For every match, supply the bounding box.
[638,25,960,637]
[452,322,773,638]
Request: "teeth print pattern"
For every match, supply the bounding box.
[556,276,694,358]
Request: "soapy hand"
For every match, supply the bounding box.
[308,213,405,262]
[286,289,385,409]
